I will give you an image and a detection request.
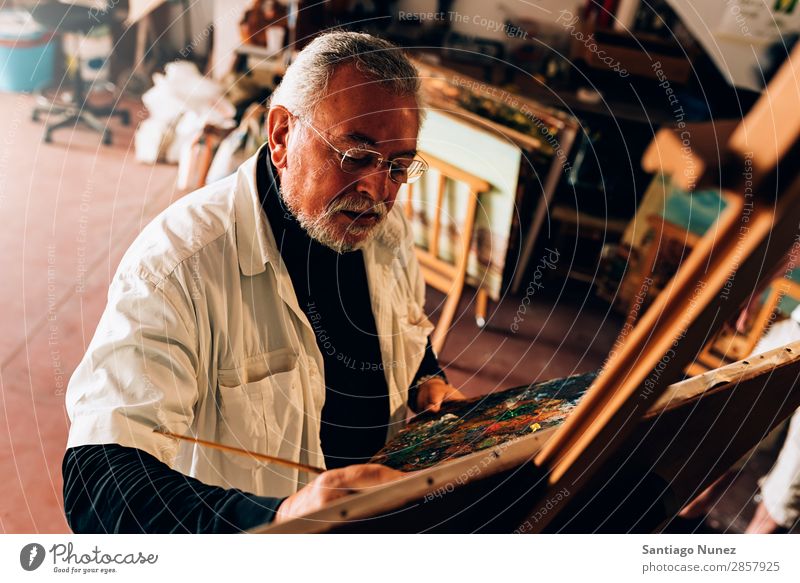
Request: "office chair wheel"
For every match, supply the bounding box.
[120,111,130,126]
[102,130,112,145]
[44,132,52,144]
[32,110,40,122]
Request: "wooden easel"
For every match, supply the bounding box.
[524,41,800,532]
[257,341,800,533]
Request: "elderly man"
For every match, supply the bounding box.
[63,32,465,533]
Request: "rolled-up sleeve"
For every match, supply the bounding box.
[66,268,200,467]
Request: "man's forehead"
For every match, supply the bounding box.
[314,65,420,140]
[316,99,419,131]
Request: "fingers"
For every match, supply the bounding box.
[443,387,467,402]
[312,464,405,502]
[421,384,466,413]
[328,463,406,489]
[275,464,406,523]
[424,393,445,414]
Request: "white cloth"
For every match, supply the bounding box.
[752,315,800,528]
[66,146,434,498]
[760,411,800,528]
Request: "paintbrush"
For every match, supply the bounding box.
[153,428,326,475]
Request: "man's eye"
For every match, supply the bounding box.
[343,149,373,162]
[389,158,414,170]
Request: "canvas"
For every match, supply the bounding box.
[372,371,597,472]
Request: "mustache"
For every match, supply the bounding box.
[324,194,389,220]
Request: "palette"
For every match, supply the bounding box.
[372,371,597,472]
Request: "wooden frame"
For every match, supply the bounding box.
[745,279,800,353]
[411,60,582,298]
[625,214,702,330]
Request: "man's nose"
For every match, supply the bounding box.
[354,166,393,204]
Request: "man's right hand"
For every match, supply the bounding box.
[274,464,406,524]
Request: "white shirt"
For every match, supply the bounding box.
[66,147,433,498]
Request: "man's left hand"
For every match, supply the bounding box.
[415,377,466,414]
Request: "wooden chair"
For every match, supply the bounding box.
[686,278,800,376]
[403,153,491,354]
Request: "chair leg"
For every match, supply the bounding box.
[80,110,112,144]
[44,109,112,144]
[44,113,81,142]
[88,104,130,126]
[32,103,69,121]
[33,93,68,117]
[79,110,104,132]
[475,288,489,327]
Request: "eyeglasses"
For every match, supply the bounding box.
[292,114,428,184]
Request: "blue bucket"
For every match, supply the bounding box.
[0,10,55,93]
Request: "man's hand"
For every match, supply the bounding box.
[415,377,466,414]
[274,464,406,523]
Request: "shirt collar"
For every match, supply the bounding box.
[233,142,277,276]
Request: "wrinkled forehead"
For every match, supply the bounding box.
[313,65,421,145]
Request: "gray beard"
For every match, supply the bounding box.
[279,186,385,254]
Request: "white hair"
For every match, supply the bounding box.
[270,31,425,126]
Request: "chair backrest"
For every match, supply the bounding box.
[403,152,490,289]
[401,152,491,352]
[742,278,800,355]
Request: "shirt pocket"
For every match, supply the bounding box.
[216,349,301,467]
[405,300,433,330]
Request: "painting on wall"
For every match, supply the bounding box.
[372,371,598,472]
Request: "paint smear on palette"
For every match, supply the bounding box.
[371,371,598,471]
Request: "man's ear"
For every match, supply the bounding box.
[267,106,291,170]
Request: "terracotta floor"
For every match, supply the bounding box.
[0,92,181,533]
[3,91,771,535]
